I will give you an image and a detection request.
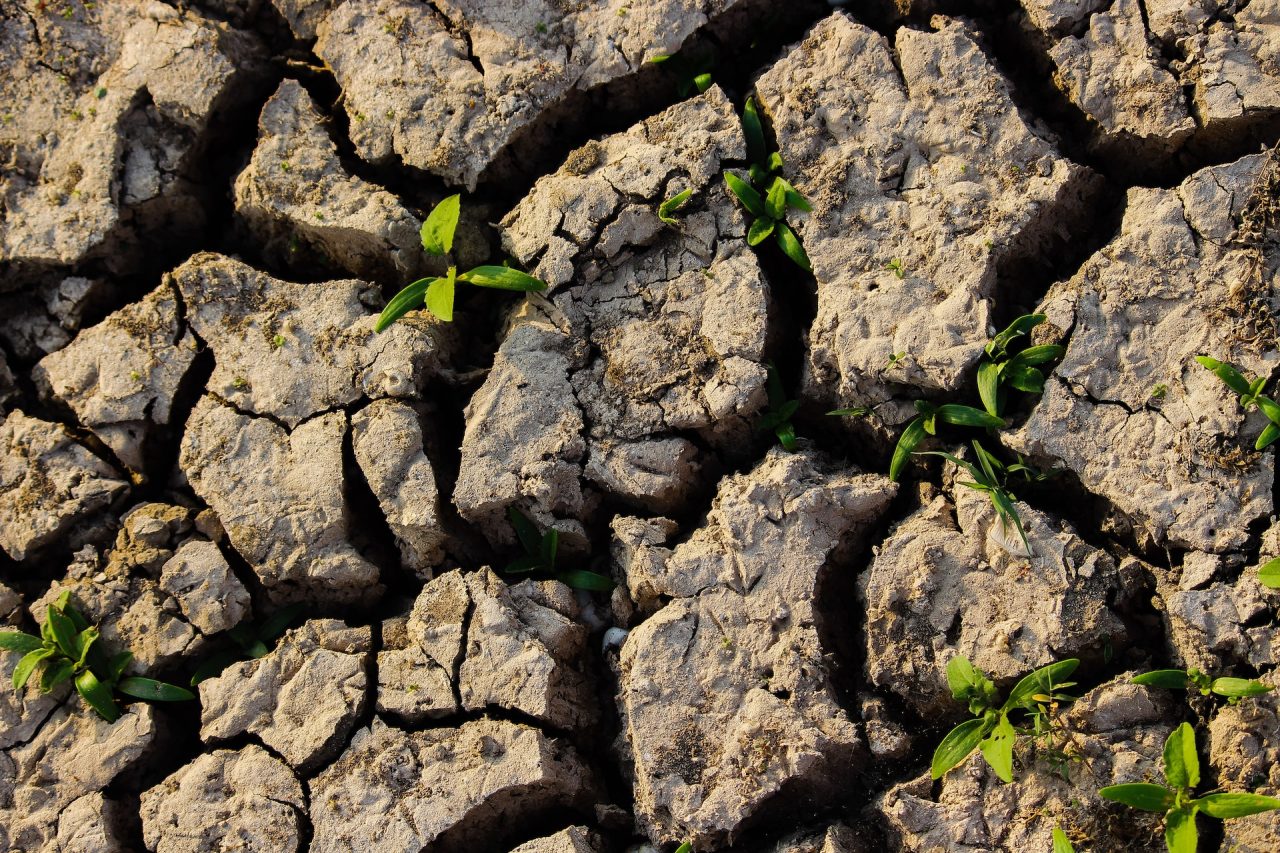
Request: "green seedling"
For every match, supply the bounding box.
[1196,355,1280,450]
[648,50,714,97]
[658,188,694,225]
[504,508,614,592]
[886,351,908,369]
[977,314,1065,418]
[827,405,871,418]
[189,603,306,686]
[1151,383,1168,401]
[889,401,1005,481]
[674,843,692,853]
[756,363,799,451]
[723,96,812,271]
[376,195,546,330]
[0,591,193,722]
[1259,556,1280,589]
[933,655,1078,783]
[1100,722,1280,853]
[918,439,1035,557]
[884,258,906,279]
[1052,826,1075,853]
[1133,668,1273,704]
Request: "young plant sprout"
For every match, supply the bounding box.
[977,313,1065,418]
[0,591,193,722]
[756,362,799,451]
[375,195,546,330]
[917,440,1035,557]
[932,655,1078,783]
[1100,722,1280,853]
[723,96,812,271]
[1132,668,1273,704]
[889,401,1005,482]
[504,508,614,592]
[189,603,306,686]
[648,49,715,97]
[1196,355,1280,450]
[658,188,694,224]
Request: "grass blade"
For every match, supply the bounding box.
[1098,782,1176,813]
[774,222,811,271]
[890,417,928,482]
[457,266,547,291]
[118,677,195,702]
[742,96,766,166]
[375,278,435,332]
[724,172,765,217]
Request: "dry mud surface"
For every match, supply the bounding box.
[0,0,1278,851]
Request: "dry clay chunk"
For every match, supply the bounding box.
[0,705,158,853]
[459,89,767,546]
[0,410,128,560]
[141,745,306,853]
[234,79,430,281]
[352,399,446,578]
[173,252,452,427]
[511,827,602,853]
[159,539,251,636]
[378,568,594,729]
[754,13,1097,410]
[1209,677,1280,853]
[316,0,761,188]
[200,620,371,773]
[862,486,1126,716]
[180,396,380,604]
[34,281,198,470]
[877,678,1171,852]
[0,0,264,280]
[1007,153,1278,553]
[616,448,896,848]
[310,718,596,852]
[0,276,112,362]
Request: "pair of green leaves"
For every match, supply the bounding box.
[889,401,1005,482]
[189,603,306,686]
[504,508,613,592]
[932,656,1078,783]
[977,314,1065,418]
[0,591,193,722]
[658,188,694,225]
[756,363,799,451]
[648,51,714,98]
[918,439,1034,557]
[376,195,547,331]
[1197,355,1280,450]
[1133,668,1273,703]
[1100,722,1280,853]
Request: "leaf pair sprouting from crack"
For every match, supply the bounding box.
[978,313,1065,418]
[648,49,715,98]
[0,591,193,722]
[756,362,799,451]
[503,508,614,593]
[376,195,547,330]
[1133,667,1273,704]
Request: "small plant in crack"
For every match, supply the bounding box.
[1132,667,1273,705]
[189,603,306,686]
[977,313,1065,418]
[932,655,1078,783]
[756,362,799,451]
[0,591,194,722]
[1100,722,1280,853]
[503,508,614,592]
[1053,825,1075,853]
[917,440,1036,557]
[673,843,692,853]
[723,96,812,271]
[648,48,715,97]
[658,188,694,225]
[376,195,547,330]
[884,257,906,279]
[886,350,908,369]
[888,401,1004,482]
[1196,355,1280,450]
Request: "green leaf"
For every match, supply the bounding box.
[936,404,1006,429]
[0,631,44,655]
[1133,669,1191,690]
[977,360,1001,417]
[40,659,74,692]
[1257,421,1280,450]
[747,217,776,246]
[556,569,615,592]
[73,626,98,669]
[693,72,712,93]
[1164,807,1198,853]
[107,651,133,684]
[776,421,797,452]
[1256,395,1280,424]
[946,655,982,700]
[890,417,929,482]
[13,647,54,690]
[979,713,1016,783]
[507,507,543,556]
[46,605,78,660]
[1098,783,1177,813]
[931,717,987,780]
[989,314,1046,355]
[765,179,787,220]
[827,406,871,417]
[1009,344,1065,367]
[1003,364,1045,394]
[1005,659,1080,711]
[1210,677,1273,699]
[1195,792,1280,819]
[376,277,434,332]
[674,843,693,853]
[258,604,307,644]
[425,274,456,322]
[724,172,765,217]
[1196,355,1252,396]
[742,96,766,167]
[420,194,460,255]
[1163,722,1200,791]
[74,669,119,722]
[775,178,812,212]
[1259,556,1280,589]
[540,528,559,570]
[767,151,784,172]
[117,677,195,702]
[774,222,811,271]
[1052,825,1075,853]
[457,265,547,292]
[658,188,694,224]
[504,555,543,574]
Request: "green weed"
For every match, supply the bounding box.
[1196,355,1279,450]
[648,50,714,98]
[756,363,799,451]
[977,314,1064,418]
[1133,668,1272,704]
[918,440,1036,556]
[504,508,613,592]
[658,188,694,225]
[888,402,1004,482]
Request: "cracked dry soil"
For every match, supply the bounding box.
[1,0,1279,851]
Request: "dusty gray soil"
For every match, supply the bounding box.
[0,0,1278,851]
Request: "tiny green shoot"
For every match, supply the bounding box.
[884,258,906,279]
[376,195,547,331]
[977,314,1065,418]
[886,351,908,369]
[1151,383,1168,401]
[189,603,306,685]
[1100,722,1280,853]
[1196,355,1279,450]
[887,401,1005,482]
[1132,668,1273,704]
[504,508,614,592]
[0,591,193,722]
[918,440,1034,557]
[756,362,799,451]
[658,188,694,225]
